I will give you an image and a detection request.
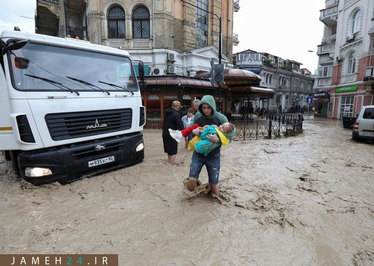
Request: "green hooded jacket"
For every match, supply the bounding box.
[194,95,236,141]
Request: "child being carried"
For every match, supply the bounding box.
[169,122,235,156]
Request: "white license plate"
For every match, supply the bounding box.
[361,131,374,136]
[88,156,115,168]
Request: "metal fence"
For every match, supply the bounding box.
[231,113,304,141]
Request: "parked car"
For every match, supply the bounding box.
[352,105,374,142]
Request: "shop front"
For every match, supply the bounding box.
[141,75,227,128]
[141,69,267,128]
[313,91,330,118]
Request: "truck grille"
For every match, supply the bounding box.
[45,109,132,141]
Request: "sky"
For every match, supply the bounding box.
[233,0,325,72]
[0,0,35,33]
[0,0,325,72]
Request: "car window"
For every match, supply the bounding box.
[363,108,374,119]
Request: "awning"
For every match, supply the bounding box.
[144,75,227,89]
[229,86,275,98]
[195,68,261,87]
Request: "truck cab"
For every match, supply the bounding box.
[0,28,145,184]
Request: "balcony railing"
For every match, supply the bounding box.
[234,0,240,12]
[320,5,338,25]
[364,66,374,81]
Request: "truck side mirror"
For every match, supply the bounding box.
[138,61,146,90]
[2,39,29,55]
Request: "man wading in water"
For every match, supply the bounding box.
[185,95,235,197]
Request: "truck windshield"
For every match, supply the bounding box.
[8,42,138,93]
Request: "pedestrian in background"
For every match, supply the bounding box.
[192,99,200,114]
[181,108,194,148]
[162,101,184,165]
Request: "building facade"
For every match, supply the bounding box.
[234,49,314,113]
[314,0,374,119]
[36,0,249,127]
[36,0,239,76]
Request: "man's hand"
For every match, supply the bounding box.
[192,128,202,136]
[207,134,219,143]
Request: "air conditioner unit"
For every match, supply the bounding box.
[167,53,175,62]
[152,68,160,75]
[167,65,176,74]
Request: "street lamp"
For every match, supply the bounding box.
[181,0,223,110]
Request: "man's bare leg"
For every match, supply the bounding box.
[211,183,220,197]
[168,155,176,165]
[187,177,197,191]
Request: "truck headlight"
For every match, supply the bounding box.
[25,167,52,177]
[136,142,144,152]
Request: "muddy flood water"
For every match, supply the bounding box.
[0,119,373,265]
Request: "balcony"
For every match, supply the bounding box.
[317,43,334,56]
[320,5,338,26]
[322,33,336,44]
[234,0,240,12]
[233,33,239,46]
[364,66,374,82]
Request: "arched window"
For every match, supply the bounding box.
[196,0,209,48]
[133,6,150,39]
[352,9,361,34]
[108,6,126,38]
[347,53,356,74]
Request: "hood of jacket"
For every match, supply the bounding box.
[198,95,217,118]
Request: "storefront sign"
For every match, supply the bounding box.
[313,92,330,98]
[336,85,357,93]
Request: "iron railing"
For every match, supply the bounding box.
[231,113,304,141]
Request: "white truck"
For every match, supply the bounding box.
[0,28,145,185]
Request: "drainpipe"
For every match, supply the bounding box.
[152,0,156,72]
[152,0,155,49]
[62,0,67,36]
[85,0,88,39]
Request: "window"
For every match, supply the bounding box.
[9,42,138,92]
[347,53,356,74]
[196,0,209,48]
[363,108,374,119]
[133,6,150,39]
[340,96,354,118]
[108,6,126,38]
[318,66,332,77]
[352,9,361,34]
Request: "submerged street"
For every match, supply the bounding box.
[0,119,373,265]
